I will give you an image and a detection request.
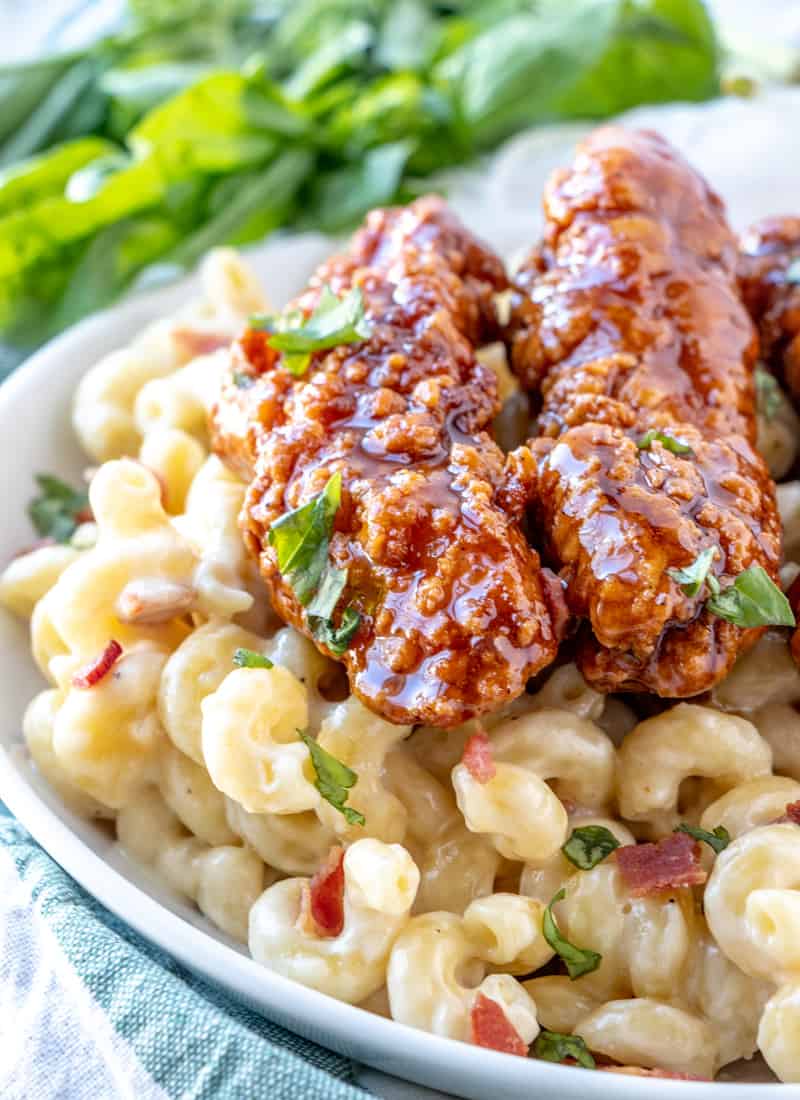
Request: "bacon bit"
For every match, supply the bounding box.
[470,993,528,1057]
[172,327,230,361]
[72,640,123,689]
[540,567,570,642]
[74,506,94,525]
[298,846,345,938]
[115,579,196,625]
[462,730,496,784]
[615,832,707,897]
[600,1066,709,1081]
[775,800,800,825]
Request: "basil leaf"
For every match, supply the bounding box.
[28,473,90,543]
[786,257,800,286]
[232,647,273,669]
[306,564,348,621]
[562,825,620,871]
[310,605,361,657]
[706,564,795,629]
[532,1029,596,1070]
[298,729,365,826]
[636,428,693,456]
[755,364,783,421]
[543,889,601,980]
[250,285,372,378]
[675,822,730,854]
[667,546,716,598]
[268,472,342,607]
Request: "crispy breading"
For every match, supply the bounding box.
[508,127,781,697]
[738,215,800,400]
[212,197,564,726]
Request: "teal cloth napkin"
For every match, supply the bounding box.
[0,802,373,1100]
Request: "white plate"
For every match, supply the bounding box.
[3,92,800,1098]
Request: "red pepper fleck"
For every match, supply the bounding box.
[72,640,123,689]
[776,800,800,825]
[470,992,528,1056]
[462,730,496,784]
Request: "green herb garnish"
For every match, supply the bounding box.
[250,285,371,377]
[268,472,361,654]
[667,546,717,598]
[675,822,730,854]
[543,889,601,980]
[755,364,783,421]
[232,647,273,669]
[706,564,795,629]
[269,472,343,606]
[636,429,693,456]
[562,825,620,871]
[532,1030,596,1070]
[28,474,90,543]
[232,371,255,389]
[298,729,364,826]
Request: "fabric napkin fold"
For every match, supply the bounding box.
[0,803,373,1100]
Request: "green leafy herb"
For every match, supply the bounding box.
[636,428,693,456]
[250,285,372,377]
[706,564,795,629]
[28,474,90,543]
[755,364,783,421]
[667,546,717,598]
[543,889,601,980]
[298,729,364,826]
[562,825,620,870]
[232,370,254,389]
[232,647,273,669]
[310,605,361,656]
[532,1029,596,1070]
[0,0,720,368]
[268,472,361,655]
[675,822,730,854]
[786,257,800,286]
[268,472,342,606]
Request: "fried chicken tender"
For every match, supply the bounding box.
[211,197,565,727]
[738,216,800,401]
[507,127,782,697]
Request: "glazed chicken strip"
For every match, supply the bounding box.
[738,215,800,401]
[506,127,783,697]
[212,196,565,727]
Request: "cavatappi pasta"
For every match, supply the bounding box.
[8,248,800,1083]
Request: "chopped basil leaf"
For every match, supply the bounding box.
[786,257,800,286]
[562,825,620,870]
[543,889,601,980]
[755,364,783,421]
[306,563,348,621]
[675,822,730,854]
[636,429,693,456]
[298,729,365,826]
[532,1030,596,1070]
[311,605,361,657]
[667,546,717,598]
[269,472,361,656]
[269,473,342,607]
[232,370,255,389]
[706,564,795,628]
[250,285,372,377]
[232,647,273,669]
[28,474,90,543]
